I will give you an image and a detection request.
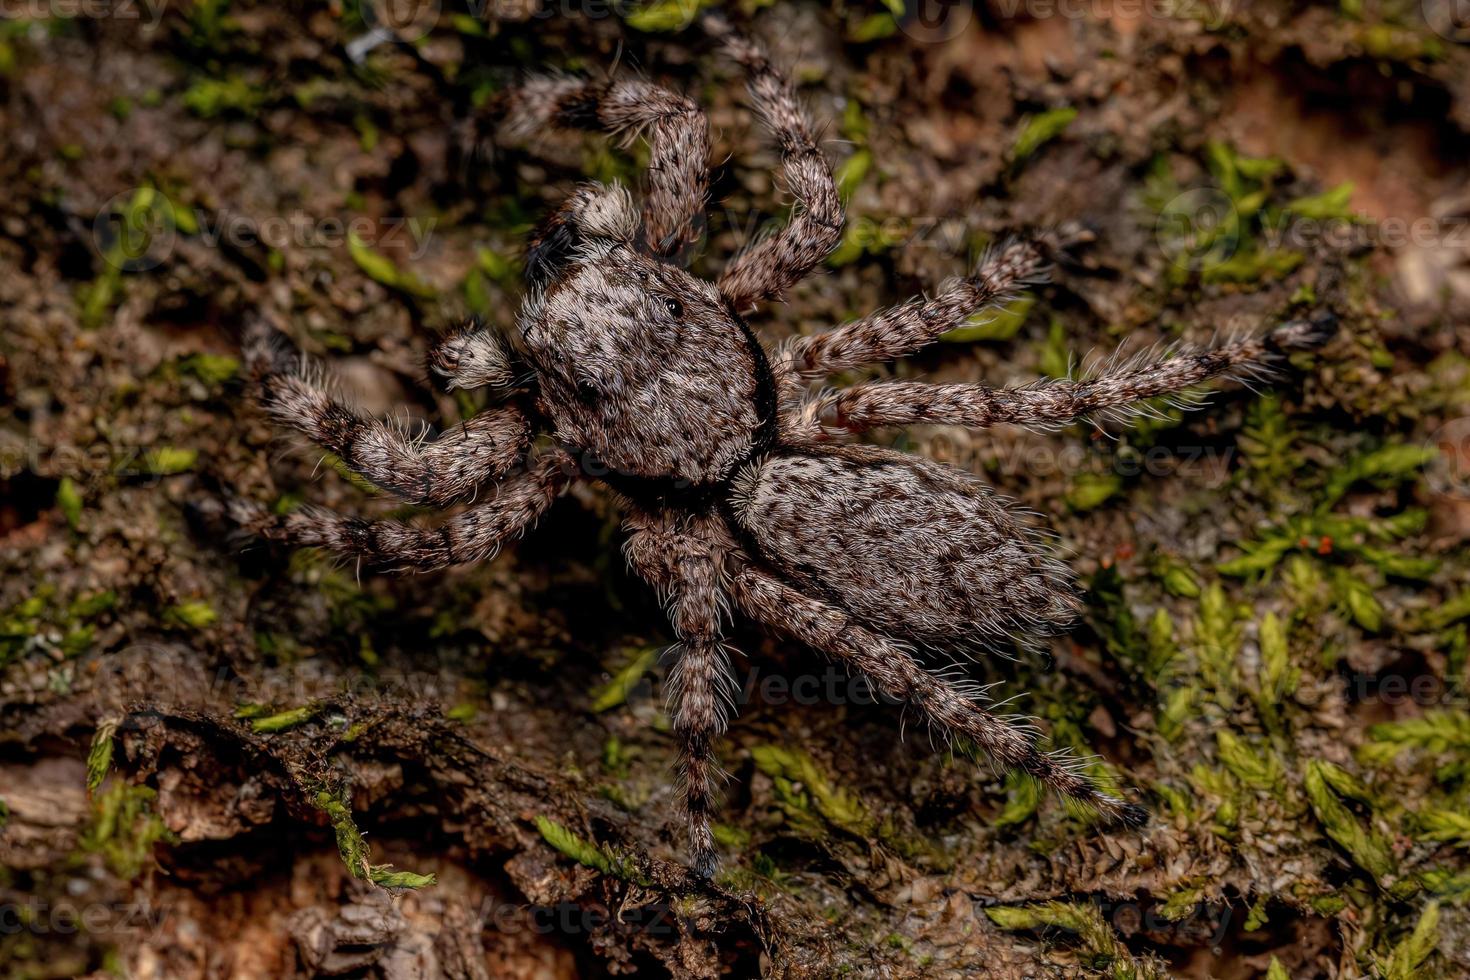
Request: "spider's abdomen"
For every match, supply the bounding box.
[730,445,1080,650]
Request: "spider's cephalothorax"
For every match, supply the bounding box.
[238,19,1336,878]
[513,190,774,489]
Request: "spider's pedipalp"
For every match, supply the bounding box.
[623,509,739,878]
[427,317,519,393]
[506,76,710,261]
[231,451,573,572]
[729,561,1145,827]
[244,321,533,507]
[812,312,1339,435]
[709,23,844,311]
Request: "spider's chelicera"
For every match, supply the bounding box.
[236,25,1335,878]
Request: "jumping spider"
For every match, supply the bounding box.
[237,25,1334,877]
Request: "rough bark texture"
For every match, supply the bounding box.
[3,2,1470,977]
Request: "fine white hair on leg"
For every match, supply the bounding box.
[244,320,534,508]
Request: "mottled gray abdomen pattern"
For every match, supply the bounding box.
[732,446,1080,650]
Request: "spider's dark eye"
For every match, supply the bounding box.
[663,297,683,319]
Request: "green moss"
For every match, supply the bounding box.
[348,231,435,298]
[177,353,240,385]
[475,245,518,284]
[751,744,874,840]
[1361,712,1470,785]
[314,790,436,889]
[463,271,490,317]
[1284,182,1355,221]
[1151,556,1202,599]
[1320,443,1436,509]
[1419,868,1470,900]
[1331,568,1383,633]
[590,645,659,712]
[1066,471,1123,512]
[1146,609,1179,677]
[61,624,93,657]
[1253,612,1298,730]
[1188,764,1239,837]
[1151,781,1193,819]
[1303,761,1402,891]
[834,147,872,199]
[940,296,1035,343]
[994,771,1042,830]
[79,783,176,879]
[1308,892,1349,916]
[1194,584,1242,708]
[827,216,909,267]
[56,477,83,531]
[1156,882,1205,922]
[1238,394,1296,487]
[985,900,1167,979]
[164,601,218,630]
[250,703,321,733]
[1215,731,1284,795]
[621,0,710,32]
[848,11,897,41]
[1087,564,1142,669]
[534,814,648,884]
[146,446,198,475]
[1010,107,1078,163]
[1412,809,1470,847]
[69,591,117,618]
[182,76,264,118]
[711,823,751,848]
[601,735,630,776]
[1376,901,1439,979]
[1199,247,1303,284]
[1244,894,1270,932]
[1038,317,1071,379]
[86,720,117,792]
[1419,590,1470,632]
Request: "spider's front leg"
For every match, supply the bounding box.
[812,311,1339,435]
[776,236,1055,401]
[504,77,710,259]
[709,24,844,311]
[623,508,739,879]
[729,560,1147,828]
[245,320,532,507]
[231,450,574,572]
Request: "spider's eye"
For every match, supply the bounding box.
[663,297,683,319]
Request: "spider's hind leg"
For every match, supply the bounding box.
[623,509,740,878]
[729,561,1147,828]
[230,450,574,573]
